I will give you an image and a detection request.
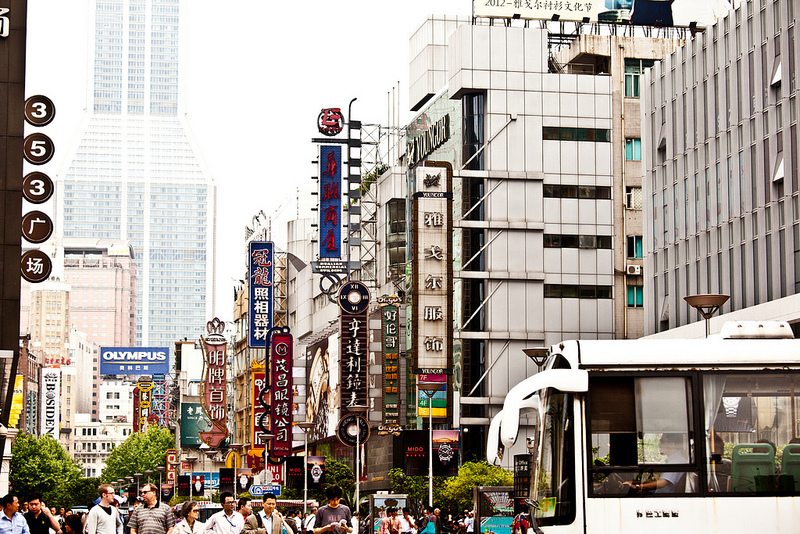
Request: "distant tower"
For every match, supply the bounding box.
[55,0,216,365]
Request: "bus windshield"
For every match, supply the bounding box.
[532,388,576,526]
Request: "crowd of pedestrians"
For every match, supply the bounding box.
[2,484,476,534]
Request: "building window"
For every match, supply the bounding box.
[544,185,612,199]
[627,285,644,307]
[462,93,485,170]
[625,138,642,160]
[627,236,643,258]
[625,187,643,209]
[544,285,613,299]
[544,234,613,249]
[542,127,612,142]
[624,58,655,97]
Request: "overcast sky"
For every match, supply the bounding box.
[24,0,470,321]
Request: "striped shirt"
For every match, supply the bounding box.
[129,503,175,534]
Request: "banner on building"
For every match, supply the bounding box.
[417,375,448,418]
[269,329,293,457]
[200,318,229,447]
[180,403,211,447]
[166,449,178,487]
[248,241,274,348]
[473,0,601,23]
[99,347,169,375]
[379,298,401,430]
[306,337,331,441]
[319,145,342,259]
[40,367,60,439]
[9,375,23,427]
[412,162,453,401]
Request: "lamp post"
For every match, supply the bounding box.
[297,421,315,517]
[156,466,165,503]
[684,294,730,337]
[418,384,443,508]
[134,473,142,495]
[144,469,154,484]
[347,407,368,512]
[522,348,549,373]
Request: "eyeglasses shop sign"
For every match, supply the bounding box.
[100,347,170,375]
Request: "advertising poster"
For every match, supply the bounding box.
[180,402,211,447]
[99,347,169,375]
[40,367,60,439]
[401,430,460,477]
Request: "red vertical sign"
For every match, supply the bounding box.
[269,330,293,457]
[200,318,229,447]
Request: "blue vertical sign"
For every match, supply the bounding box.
[319,145,342,258]
[248,241,274,348]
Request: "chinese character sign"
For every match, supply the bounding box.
[200,318,230,447]
[249,241,274,348]
[381,304,400,427]
[251,368,270,449]
[319,145,342,259]
[136,380,154,432]
[152,374,168,427]
[413,163,452,374]
[269,331,293,457]
[473,0,601,23]
[340,311,369,409]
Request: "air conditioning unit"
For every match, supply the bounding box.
[626,265,642,276]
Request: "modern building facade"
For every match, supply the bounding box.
[54,0,216,363]
[643,0,800,334]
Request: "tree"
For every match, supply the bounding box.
[101,426,175,483]
[387,469,448,517]
[10,433,82,504]
[48,478,102,509]
[438,461,513,515]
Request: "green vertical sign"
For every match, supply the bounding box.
[180,402,211,447]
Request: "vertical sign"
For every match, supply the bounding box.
[200,318,229,447]
[132,386,139,433]
[380,300,400,429]
[269,330,293,457]
[166,449,178,487]
[338,282,370,409]
[39,367,60,439]
[412,162,453,418]
[251,365,270,452]
[319,145,342,259]
[249,241,273,348]
[137,379,154,432]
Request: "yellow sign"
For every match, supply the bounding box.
[9,376,23,427]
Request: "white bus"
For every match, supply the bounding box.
[488,321,800,533]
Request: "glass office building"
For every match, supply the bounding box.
[56,0,216,364]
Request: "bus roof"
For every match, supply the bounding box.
[555,325,800,370]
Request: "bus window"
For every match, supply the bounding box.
[588,375,696,496]
[703,372,800,495]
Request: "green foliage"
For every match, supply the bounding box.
[10,433,81,502]
[101,426,175,483]
[387,469,450,517]
[321,459,355,502]
[48,478,101,509]
[438,461,513,516]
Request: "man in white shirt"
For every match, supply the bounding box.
[206,493,244,534]
[86,485,122,534]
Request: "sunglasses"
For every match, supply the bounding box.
[140,490,152,495]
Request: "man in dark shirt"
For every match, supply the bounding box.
[23,494,61,534]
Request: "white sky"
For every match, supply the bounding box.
[24,0,470,322]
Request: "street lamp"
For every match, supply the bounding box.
[134,473,142,495]
[522,348,549,373]
[418,384,443,508]
[296,421,315,517]
[684,294,730,337]
[156,466,165,503]
[144,469,154,483]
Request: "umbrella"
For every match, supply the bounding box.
[93,495,126,505]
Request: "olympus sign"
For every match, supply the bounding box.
[100,347,170,376]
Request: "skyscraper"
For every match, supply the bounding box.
[54,0,216,362]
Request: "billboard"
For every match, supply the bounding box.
[400,429,460,477]
[248,241,274,348]
[269,330,293,457]
[99,347,169,375]
[40,368,60,439]
[380,302,400,429]
[200,318,229,447]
